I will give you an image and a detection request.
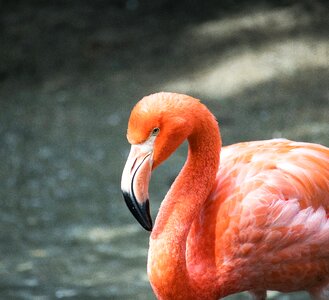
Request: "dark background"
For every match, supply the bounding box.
[0,0,328,299]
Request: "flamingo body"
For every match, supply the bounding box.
[187,140,329,297]
[121,92,329,299]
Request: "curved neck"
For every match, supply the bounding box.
[148,110,221,299]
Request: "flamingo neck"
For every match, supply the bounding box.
[148,111,221,299]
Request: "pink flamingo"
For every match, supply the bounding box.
[121,92,329,299]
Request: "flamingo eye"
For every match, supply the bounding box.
[151,127,160,136]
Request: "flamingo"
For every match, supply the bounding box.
[121,92,329,300]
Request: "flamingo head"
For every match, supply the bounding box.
[121,92,197,231]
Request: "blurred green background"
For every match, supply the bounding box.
[0,0,328,299]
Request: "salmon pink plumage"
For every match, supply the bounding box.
[121,92,329,300]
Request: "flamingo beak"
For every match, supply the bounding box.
[121,144,153,231]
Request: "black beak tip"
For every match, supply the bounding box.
[122,191,153,231]
[139,200,153,231]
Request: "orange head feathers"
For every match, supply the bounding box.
[127,92,207,168]
[121,92,220,231]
